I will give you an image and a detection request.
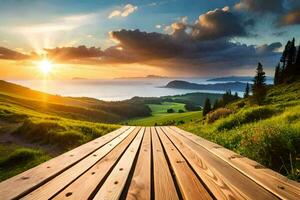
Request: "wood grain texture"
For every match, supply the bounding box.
[156,127,212,200]
[151,127,179,200]
[0,126,129,200]
[53,127,141,200]
[162,126,248,200]
[93,127,145,200]
[1,126,299,200]
[171,126,300,200]
[126,127,151,200]
[22,127,136,200]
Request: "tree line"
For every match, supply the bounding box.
[274,38,300,85]
[203,38,300,116]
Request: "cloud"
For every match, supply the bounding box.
[155,25,162,29]
[107,29,281,72]
[108,4,138,19]
[234,0,284,14]
[0,47,30,60]
[255,42,282,54]
[169,7,247,41]
[278,7,300,26]
[44,46,103,61]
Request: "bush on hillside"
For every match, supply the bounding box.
[217,106,279,131]
[14,119,84,149]
[206,108,232,124]
[0,148,50,181]
[239,123,300,180]
[167,108,175,113]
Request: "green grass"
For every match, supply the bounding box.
[179,81,300,181]
[0,99,120,181]
[0,146,51,181]
[148,102,186,114]
[124,102,201,126]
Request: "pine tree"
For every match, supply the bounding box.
[274,64,281,85]
[286,38,297,76]
[252,62,267,105]
[295,45,300,75]
[213,99,220,110]
[203,98,211,116]
[244,82,250,98]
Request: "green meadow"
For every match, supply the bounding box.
[124,102,201,126]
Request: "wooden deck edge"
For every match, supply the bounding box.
[0,126,131,200]
[170,126,300,199]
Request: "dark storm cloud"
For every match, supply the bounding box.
[234,0,284,14]
[278,7,300,26]
[0,47,30,60]
[108,29,281,70]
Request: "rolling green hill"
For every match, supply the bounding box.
[0,80,126,181]
[0,80,151,123]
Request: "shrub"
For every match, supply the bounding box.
[0,148,50,181]
[161,120,176,125]
[238,123,300,180]
[185,103,200,111]
[217,106,279,130]
[0,148,38,168]
[14,119,83,148]
[167,108,175,113]
[178,109,185,113]
[206,108,232,124]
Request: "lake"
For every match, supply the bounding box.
[9,78,273,101]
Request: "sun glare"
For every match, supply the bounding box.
[39,59,52,74]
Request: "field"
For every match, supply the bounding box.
[125,102,201,126]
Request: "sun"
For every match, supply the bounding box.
[39,59,52,74]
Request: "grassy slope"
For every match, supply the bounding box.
[0,92,120,181]
[125,102,201,126]
[179,80,300,181]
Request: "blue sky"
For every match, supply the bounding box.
[0,0,299,78]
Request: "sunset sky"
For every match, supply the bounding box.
[0,0,300,79]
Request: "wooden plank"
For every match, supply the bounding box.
[151,127,179,200]
[93,127,145,200]
[126,127,151,200]
[170,126,300,200]
[0,126,130,200]
[156,127,212,200]
[22,126,136,200]
[161,126,248,200]
[167,126,278,200]
[52,127,141,200]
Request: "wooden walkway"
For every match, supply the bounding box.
[0,126,299,200]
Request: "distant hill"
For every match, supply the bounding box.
[0,80,151,122]
[164,80,249,91]
[207,76,273,82]
[72,77,88,80]
[115,74,168,79]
